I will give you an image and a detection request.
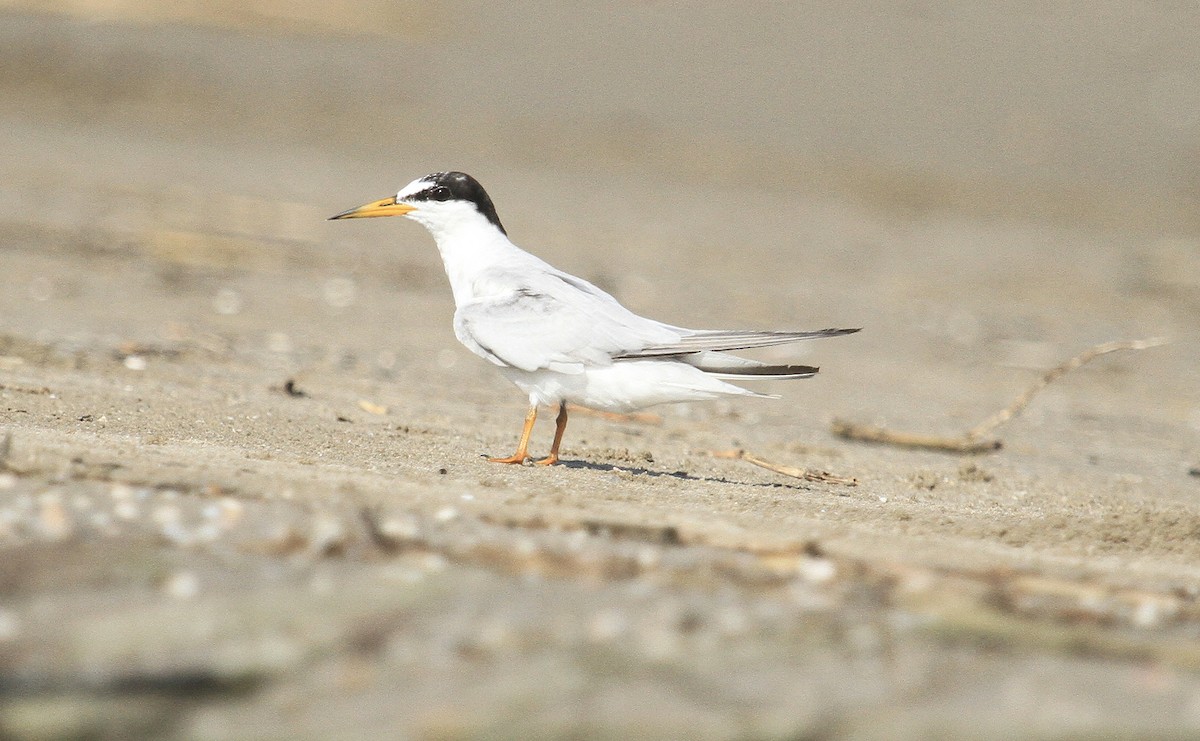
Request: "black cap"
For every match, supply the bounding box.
[407,172,506,235]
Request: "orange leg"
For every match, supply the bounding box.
[535,402,569,466]
[487,404,538,464]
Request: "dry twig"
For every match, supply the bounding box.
[965,337,1167,439]
[358,399,389,415]
[709,448,858,486]
[833,337,1168,454]
[0,431,29,476]
[829,422,1001,454]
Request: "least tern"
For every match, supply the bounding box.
[331,172,858,465]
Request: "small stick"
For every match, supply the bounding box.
[965,337,1168,440]
[359,506,407,554]
[830,421,1001,453]
[709,448,858,486]
[832,337,1168,454]
[0,431,28,475]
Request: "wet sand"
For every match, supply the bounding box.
[1,6,1199,739]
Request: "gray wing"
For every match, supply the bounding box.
[456,262,860,373]
[454,269,681,373]
[615,327,861,359]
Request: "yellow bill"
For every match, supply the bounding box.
[328,196,416,220]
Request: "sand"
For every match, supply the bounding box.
[1,6,1199,739]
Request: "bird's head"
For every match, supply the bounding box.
[328,171,506,236]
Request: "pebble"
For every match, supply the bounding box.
[193,522,223,544]
[0,609,20,641]
[267,332,292,353]
[309,512,347,555]
[639,626,680,660]
[152,503,182,528]
[322,277,357,308]
[378,514,420,540]
[564,529,589,552]
[218,497,244,527]
[212,288,243,315]
[587,609,628,642]
[381,561,426,585]
[200,498,230,527]
[113,501,139,521]
[797,557,837,585]
[513,537,538,558]
[417,553,448,572]
[1132,596,1178,629]
[635,546,661,570]
[37,492,73,540]
[0,508,18,539]
[714,606,749,636]
[88,511,115,533]
[161,522,195,547]
[162,570,200,600]
[474,619,513,650]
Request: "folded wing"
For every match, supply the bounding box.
[456,265,859,375]
[454,269,680,373]
[616,327,860,359]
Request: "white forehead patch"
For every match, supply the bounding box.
[395,176,434,202]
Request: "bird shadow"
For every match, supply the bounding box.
[556,458,814,490]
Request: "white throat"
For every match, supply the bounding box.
[405,203,518,306]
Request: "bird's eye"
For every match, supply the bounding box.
[431,186,451,201]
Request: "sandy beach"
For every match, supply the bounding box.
[1,4,1199,738]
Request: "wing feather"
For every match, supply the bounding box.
[616,327,860,359]
[454,268,679,373]
[454,262,859,373]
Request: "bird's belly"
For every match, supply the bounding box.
[498,360,753,413]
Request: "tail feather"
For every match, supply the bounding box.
[678,351,819,380]
[705,359,820,378]
[618,327,860,359]
[704,364,819,381]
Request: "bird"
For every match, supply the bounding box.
[330,171,858,466]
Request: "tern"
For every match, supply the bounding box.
[330,172,858,465]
